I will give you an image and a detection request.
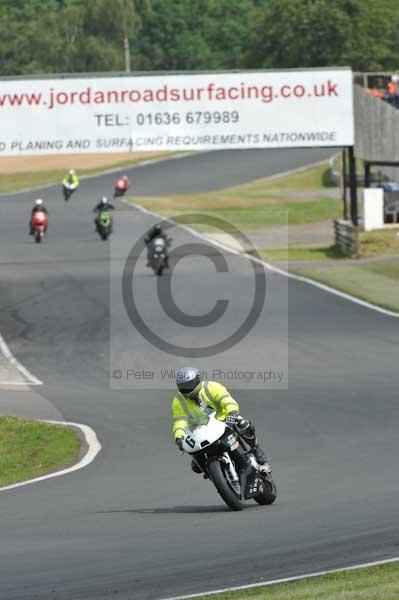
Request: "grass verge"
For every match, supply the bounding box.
[196,561,399,599]
[0,416,81,487]
[254,244,346,262]
[0,151,180,193]
[129,162,340,231]
[130,195,339,231]
[251,230,399,262]
[292,263,399,313]
[256,161,335,191]
[359,228,399,257]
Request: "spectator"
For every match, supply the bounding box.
[386,76,397,105]
[392,74,399,108]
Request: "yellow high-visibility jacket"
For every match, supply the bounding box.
[171,381,239,441]
[62,173,80,187]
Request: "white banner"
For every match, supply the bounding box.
[0,69,354,155]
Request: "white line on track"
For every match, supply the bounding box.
[120,196,399,319]
[160,556,399,600]
[0,419,102,492]
[0,333,43,385]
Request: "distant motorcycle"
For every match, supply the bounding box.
[113,176,130,199]
[96,209,113,241]
[31,211,48,243]
[181,412,277,511]
[62,182,78,202]
[148,237,169,276]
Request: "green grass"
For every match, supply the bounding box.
[254,244,346,262]
[0,416,81,486]
[131,196,340,230]
[293,263,399,313]
[128,161,341,231]
[359,228,399,257]
[0,152,179,193]
[251,162,333,191]
[196,562,399,599]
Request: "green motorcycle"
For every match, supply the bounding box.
[97,209,112,240]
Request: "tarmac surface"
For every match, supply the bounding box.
[0,148,398,600]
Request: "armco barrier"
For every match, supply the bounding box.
[334,219,359,257]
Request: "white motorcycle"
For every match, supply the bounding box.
[182,412,276,511]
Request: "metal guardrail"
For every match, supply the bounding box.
[334,219,359,257]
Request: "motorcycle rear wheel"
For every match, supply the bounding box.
[208,459,243,511]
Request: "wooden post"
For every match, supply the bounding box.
[348,146,358,226]
[341,148,348,220]
[364,162,371,188]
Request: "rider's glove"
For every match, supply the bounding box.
[175,437,184,452]
[225,412,239,426]
[235,416,250,431]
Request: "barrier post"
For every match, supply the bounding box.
[348,146,358,226]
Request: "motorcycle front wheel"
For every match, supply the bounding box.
[208,459,243,511]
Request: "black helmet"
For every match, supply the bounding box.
[176,367,202,398]
[154,224,162,235]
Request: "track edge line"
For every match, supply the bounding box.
[160,556,399,600]
[0,333,43,385]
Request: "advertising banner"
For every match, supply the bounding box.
[0,69,354,155]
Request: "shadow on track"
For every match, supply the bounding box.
[96,504,258,514]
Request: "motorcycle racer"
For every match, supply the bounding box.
[93,196,115,232]
[172,367,271,474]
[145,224,170,268]
[29,198,48,235]
[62,169,80,201]
[113,175,130,198]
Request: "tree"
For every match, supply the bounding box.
[246,0,399,71]
[0,0,397,76]
[247,0,357,69]
[133,0,257,71]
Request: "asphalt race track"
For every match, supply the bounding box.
[0,148,398,600]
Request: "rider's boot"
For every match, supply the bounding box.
[253,446,272,474]
[236,419,272,474]
[191,459,202,474]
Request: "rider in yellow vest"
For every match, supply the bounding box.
[171,367,271,474]
[62,169,80,188]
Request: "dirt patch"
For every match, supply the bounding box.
[0,151,170,174]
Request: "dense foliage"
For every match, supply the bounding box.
[0,0,398,76]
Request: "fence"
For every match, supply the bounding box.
[334,219,359,257]
[354,85,399,162]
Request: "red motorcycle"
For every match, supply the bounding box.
[32,211,48,243]
[113,176,130,198]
